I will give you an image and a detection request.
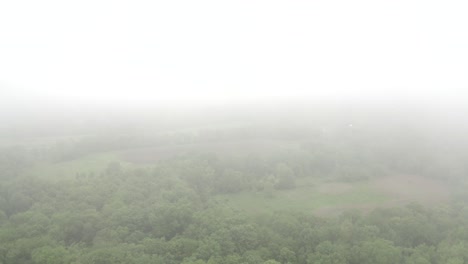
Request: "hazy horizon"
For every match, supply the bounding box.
[1,0,467,112]
[2,2,468,262]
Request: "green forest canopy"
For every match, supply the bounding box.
[1,108,468,264]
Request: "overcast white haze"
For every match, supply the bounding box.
[1,0,468,110]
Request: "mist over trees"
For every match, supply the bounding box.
[1,0,467,261]
[1,105,468,263]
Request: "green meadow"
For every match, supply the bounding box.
[216,180,390,216]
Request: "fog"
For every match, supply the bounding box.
[2,2,468,263]
[1,0,468,178]
[1,0,468,111]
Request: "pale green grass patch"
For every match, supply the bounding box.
[217,180,390,215]
[24,151,136,181]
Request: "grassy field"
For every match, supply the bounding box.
[21,137,452,216]
[216,179,391,216]
[24,151,137,181]
[216,174,451,216]
[120,139,301,164]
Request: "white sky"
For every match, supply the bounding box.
[1,0,467,107]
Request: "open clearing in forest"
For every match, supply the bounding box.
[220,174,451,216]
[372,174,450,203]
[217,178,389,216]
[25,152,134,181]
[120,139,300,164]
[119,140,451,214]
[28,135,452,216]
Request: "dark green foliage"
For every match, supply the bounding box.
[2,117,468,264]
[2,154,468,264]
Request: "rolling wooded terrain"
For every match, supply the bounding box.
[1,106,468,264]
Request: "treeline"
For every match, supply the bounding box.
[2,118,468,191]
[2,115,468,263]
[1,153,468,263]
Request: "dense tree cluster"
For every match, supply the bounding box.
[2,117,468,264]
[1,147,468,264]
